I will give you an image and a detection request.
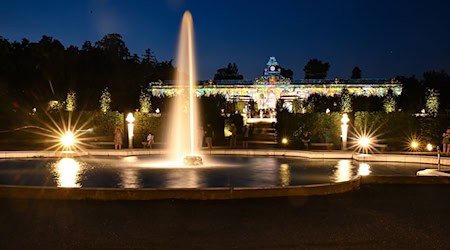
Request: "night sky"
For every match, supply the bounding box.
[1,0,449,80]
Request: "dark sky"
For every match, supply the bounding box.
[1,0,449,80]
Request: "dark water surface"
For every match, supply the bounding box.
[0,155,430,188]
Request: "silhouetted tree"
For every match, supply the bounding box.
[351,67,362,79]
[423,70,450,110]
[199,94,226,143]
[0,33,178,112]
[95,33,130,59]
[214,63,244,80]
[280,67,294,79]
[142,48,157,66]
[395,75,424,112]
[304,59,330,79]
[81,41,93,52]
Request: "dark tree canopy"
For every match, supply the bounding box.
[0,34,176,112]
[303,59,330,79]
[423,70,450,110]
[423,70,450,91]
[214,63,244,80]
[395,75,424,112]
[95,33,130,60]
[280,67,294,79]
[351,66,362,79]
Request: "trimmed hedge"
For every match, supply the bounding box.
[277,110,450,150]
[276,111,342,149]
[90,111,124,141]
[354,112,449,150]
[133,112,165,147]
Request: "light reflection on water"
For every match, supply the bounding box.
[358,163,371,176]
[120,168,140,188]
[166,170,201,188]
[0,156,430,188]
[53,158,82,188]
[332,160,354,182]
[280,164,290,187]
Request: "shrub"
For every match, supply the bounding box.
[276,111,341,148]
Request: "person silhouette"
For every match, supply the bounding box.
[114,126,123,150]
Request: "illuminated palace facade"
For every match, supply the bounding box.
[149,57,402,116]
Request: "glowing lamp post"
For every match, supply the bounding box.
[126,113,135,149]
[341,113,350,151]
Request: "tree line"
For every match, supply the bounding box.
[1,33,450,115]
[0,33,176,113]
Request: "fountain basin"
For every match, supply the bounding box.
[0,153,434,189]
[183,155,203,166]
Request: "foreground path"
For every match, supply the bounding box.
[1,184,449,249]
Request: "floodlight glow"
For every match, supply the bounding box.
[61,131,75,147]
[349,125,381,154]
[410,140,419,150]
[341,114,350,124]
[358,137,371,148]
[341,113,350,150]
[126,113,135,123]
[282,138,288,144]
[426,143,433,151]
[126,113,135,149]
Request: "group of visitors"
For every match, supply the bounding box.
[113,126,154,150]
[113,125,450,152]
[200,123,250,149]
[112,123,251,150]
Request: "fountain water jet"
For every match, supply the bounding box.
[168,11,202,165]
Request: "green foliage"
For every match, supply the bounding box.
[100,87,112,113]
[91,111,123,140]
[48,100,63,112]
[340,88,352,113]
[425,88,439,115]
[65,91,76,112]
[139,90,152,113]
[234,101,247,113]
[383,90,396,113]
[292,99,306,114]
[306,94,339,113]
[354,112,448,150]
[277,111,450,151]
[276,111,341,148]
[292,98,316,114]
[133,112,164,147]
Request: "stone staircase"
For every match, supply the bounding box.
[247,122,277,148]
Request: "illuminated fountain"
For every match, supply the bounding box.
[2,12,441,192]
[168,11,202,166]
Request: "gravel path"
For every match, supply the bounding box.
[1,184,449,249]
